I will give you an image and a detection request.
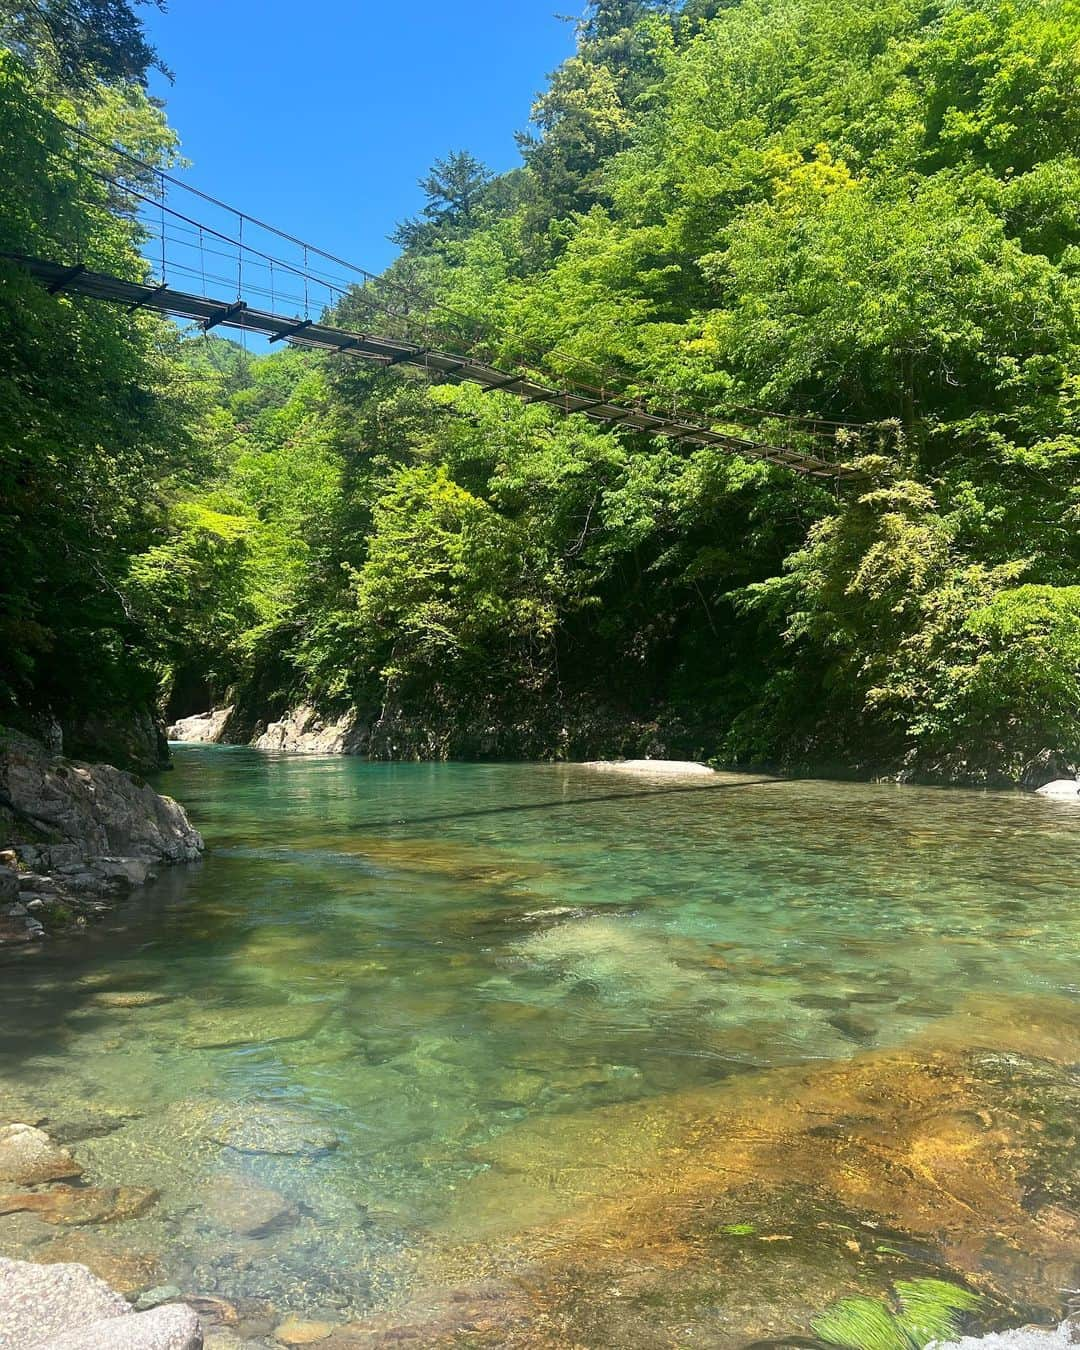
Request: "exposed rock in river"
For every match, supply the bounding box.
[0,727,203,942]
[579,758,718,778]
[0,1255,201,1349]
[1035,778,1080,799]
[166,707,234,744]
[250,703,359,755]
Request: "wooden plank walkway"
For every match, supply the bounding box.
[5,253,863,480]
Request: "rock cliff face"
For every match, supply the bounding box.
[0,729,203,945]
[250,704,360,755]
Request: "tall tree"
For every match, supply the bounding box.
[0,0,167,88]
[392,150,492,251]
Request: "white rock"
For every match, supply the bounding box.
[579,759,717,778]
[1035,778,1080,798]
[167,707,233,744]
[930,1321,1078,1348]
[252,704,357,754]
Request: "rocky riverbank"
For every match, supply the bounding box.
[0,728,203,945]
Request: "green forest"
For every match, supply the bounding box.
[3,0,1080,782]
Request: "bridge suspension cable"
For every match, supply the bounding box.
[15,114,883,481]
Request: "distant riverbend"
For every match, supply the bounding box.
[0,748,1077,1345]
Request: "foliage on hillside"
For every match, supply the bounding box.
[3,0,1079,778]
[0,4,216,750]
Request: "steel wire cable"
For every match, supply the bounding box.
[47,117,868,454]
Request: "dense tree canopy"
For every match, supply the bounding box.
[2,0,1078,780]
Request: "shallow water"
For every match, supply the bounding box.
[1,749,1078,1343]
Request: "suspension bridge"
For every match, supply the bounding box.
[6,121,875,481]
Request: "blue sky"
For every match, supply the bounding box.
[143,2,576,279]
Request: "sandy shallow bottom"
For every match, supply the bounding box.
[1,752,1077,1345]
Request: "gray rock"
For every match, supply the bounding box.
[0,1255,128,1348]
[94,858,155,888]
[18,873,59,895]
[1035,778,1080,799]
[1020,749,1079,791]
[0,1124,82,1185]
[251,704,358,755]
[0,728,203,865]
[0,866,17,902]
[0,1256,202,1349]
[37,1302,202,1349]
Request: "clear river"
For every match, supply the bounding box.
[1,748,1078,1346]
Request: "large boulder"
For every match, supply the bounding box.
[0,1124,82,1186]
[1035,779,1080,799]
[0,728,202,863]
[251,704,358,755]
[166,708,233,745]
[0,1256,202,1349]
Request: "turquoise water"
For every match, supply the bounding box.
[1,748,1078,1339]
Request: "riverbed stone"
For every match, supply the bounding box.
[274,1316,339,1345]
[135,1285,184,1311]
[47,1106,142,1143]
[0,1123,82,1184]
[37,1232,165,1295]
[0,1183,159,1225]
[203,1104,340,1156]
[179,1004,327,1050]
[91,989,172,1009]
[1035,778,1080,799]
[196,1173,299,1236]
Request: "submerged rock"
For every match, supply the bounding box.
[0,1123,82,1185]
[178,1003,328,1050]
[0,1183,158,1225]
[272,1315,339,1345]
[0,1256,201,1350]
[36,1232,164,1296]
[203,1104,340,1156]
[196,1173,299,1237]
